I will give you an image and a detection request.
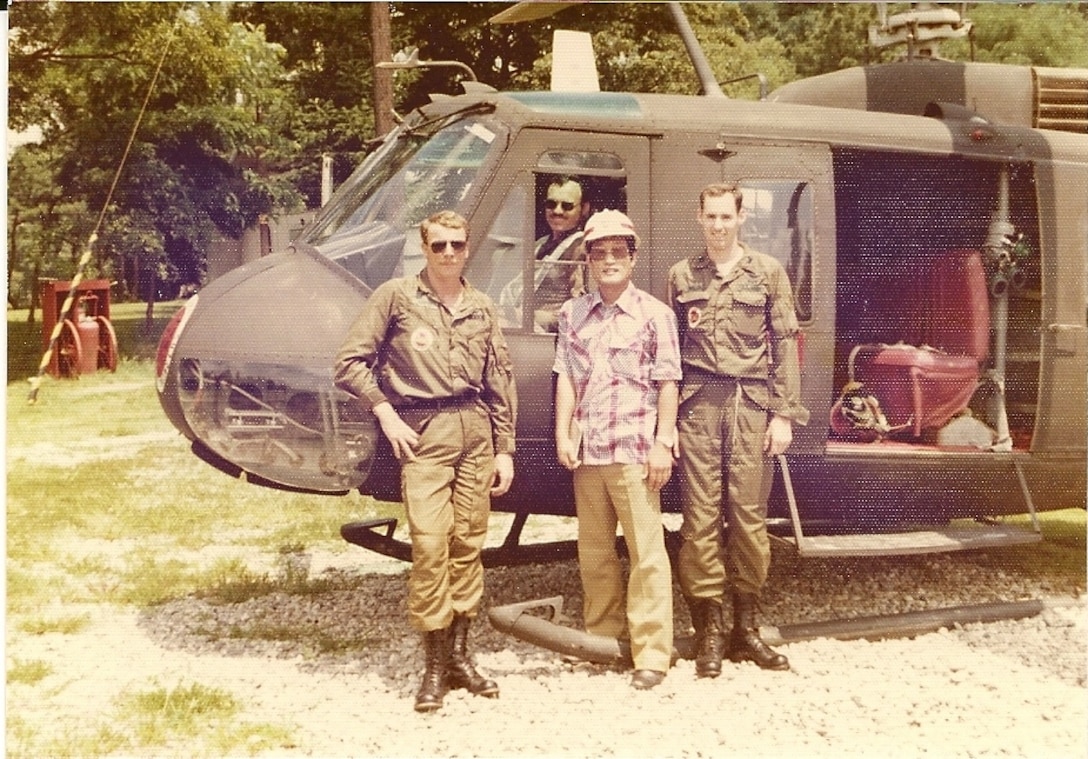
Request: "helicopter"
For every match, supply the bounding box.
[155,2,1087,565]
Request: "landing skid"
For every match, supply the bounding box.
[340,512,580,568]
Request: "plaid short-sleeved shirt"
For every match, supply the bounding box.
[553,283,682,465]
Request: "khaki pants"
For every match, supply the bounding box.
[677,379,773,600]
[573,464,673,672]
[400,405,494,632]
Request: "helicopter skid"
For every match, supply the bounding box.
[340,518,583,568]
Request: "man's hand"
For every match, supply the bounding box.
[491,453,515,496]
[556,435,581,471]
[763,414,793,456]
[644,440,674,492]
[373,402,419,461]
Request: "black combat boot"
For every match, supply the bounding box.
[689,598,725,679]
[447,613,499,697]
[414,627,449,712]
[729,593,789,671]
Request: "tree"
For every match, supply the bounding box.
[7,2,301,316]
[945,3,1088,67]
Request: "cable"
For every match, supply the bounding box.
[28,17,179,404]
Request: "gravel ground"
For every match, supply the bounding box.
[124,535,1088,759]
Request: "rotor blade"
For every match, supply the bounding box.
[489,1,588,25]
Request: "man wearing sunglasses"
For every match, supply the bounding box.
[500,176,592,332]
[554,209,681,691]
[533,176,592,331]
[335,210,517,713]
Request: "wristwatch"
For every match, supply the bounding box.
[655,431,676,448]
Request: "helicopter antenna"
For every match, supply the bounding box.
[27,13,180,404]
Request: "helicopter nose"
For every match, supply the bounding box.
[156,248,381,493]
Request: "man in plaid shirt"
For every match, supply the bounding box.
[553,209,681,691]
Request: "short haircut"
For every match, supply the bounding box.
[420,210,469,244]
[699,182,744,213]
[549,175,583,191]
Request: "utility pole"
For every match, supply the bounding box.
[370,2,395,138]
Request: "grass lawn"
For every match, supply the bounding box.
[6,300,400,756]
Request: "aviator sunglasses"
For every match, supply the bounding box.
[429,239,467,254]
[544,198,577,212]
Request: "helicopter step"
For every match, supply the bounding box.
[776,455,1042,558]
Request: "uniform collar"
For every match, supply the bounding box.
[416,271,476,308]
[691,242,755,278]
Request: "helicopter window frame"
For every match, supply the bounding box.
[488,155,630,334]
[298,113,510,289]
[736,179,815,325]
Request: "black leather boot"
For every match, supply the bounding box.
[447,613,499,697]
[689,598,725,679]
[729,593,789,671]
[414,627,449,712]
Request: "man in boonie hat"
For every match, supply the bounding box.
[553,209,681,690]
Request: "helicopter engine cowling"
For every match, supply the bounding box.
[155,247,381,494]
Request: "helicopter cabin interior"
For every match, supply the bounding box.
[826,149,1038,452]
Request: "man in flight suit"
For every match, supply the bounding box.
[335,210,517,712]
[667,183,809,677]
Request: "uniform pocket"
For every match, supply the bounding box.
[731,287,767,338]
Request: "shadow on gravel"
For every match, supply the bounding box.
[139,535,1084,686]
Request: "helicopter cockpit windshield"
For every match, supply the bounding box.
[299,113,507,289]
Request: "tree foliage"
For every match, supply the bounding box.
[8,2,301,308]
[8,1,1088,313]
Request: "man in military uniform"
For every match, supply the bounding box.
[334,210,517,712]
[667,183,809,677]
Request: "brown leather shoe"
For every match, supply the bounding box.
[630,669,666,690]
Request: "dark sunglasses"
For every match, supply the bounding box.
[545,199,577,212]
[429,239,467,254]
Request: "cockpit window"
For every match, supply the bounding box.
[299,115,506,289]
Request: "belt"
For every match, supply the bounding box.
[397,392,480,413]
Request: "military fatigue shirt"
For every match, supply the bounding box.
[334,272,517,455]
[667,244,809,425]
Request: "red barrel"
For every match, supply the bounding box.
[76,316,100,374]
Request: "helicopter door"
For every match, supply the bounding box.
[649,142,834,456]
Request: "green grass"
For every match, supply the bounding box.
[8,299,184,384]
[7,659,54,686]
[6,348,399,756]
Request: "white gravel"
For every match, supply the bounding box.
[8,537,1086,758]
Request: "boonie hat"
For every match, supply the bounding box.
[582,209,639,248]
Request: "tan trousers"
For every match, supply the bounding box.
[400,405,494,632]
[677,379,774,600]
[573,464,673,672]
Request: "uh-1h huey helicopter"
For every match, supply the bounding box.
[155,2,1087,564]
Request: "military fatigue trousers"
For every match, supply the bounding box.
[677,378,774,600]
[400,404,495,632]
[573,463,674,672]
